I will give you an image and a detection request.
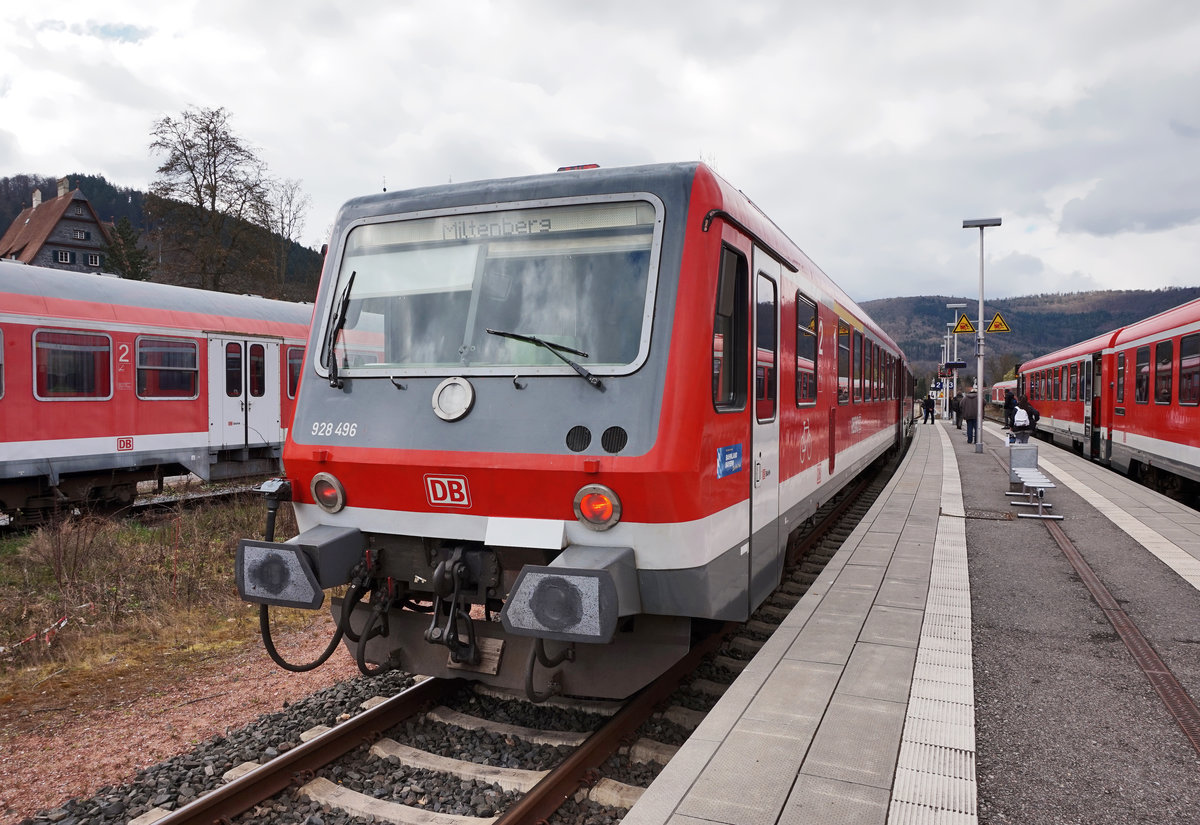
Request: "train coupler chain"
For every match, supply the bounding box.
[423,547,481,666]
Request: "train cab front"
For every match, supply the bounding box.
[236,178,697,700]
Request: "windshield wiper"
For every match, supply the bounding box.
[485,328,604,391]
[325,270,356,389]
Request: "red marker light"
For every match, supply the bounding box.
[311,472,346,513]
[574,484,621,530]
[580,491,614,522]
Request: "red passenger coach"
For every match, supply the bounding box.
[1019,297,1200,499]
[0,261,312,525]
[235,162,913,700]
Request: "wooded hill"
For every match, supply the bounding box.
[862,288,1200,389]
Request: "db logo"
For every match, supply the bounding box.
[117,437,134,451]
[424,474,471,508]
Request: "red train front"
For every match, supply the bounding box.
[237,162,910,699]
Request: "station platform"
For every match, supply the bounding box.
[622,417,1200,825]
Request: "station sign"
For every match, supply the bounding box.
[987,312,1011,333]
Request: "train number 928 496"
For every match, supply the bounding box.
[311,421,359,437]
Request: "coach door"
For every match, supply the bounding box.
[1089,353,1103,459]
[750,255,782,611]
[208,335,282,450]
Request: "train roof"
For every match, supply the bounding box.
[1111,296,1200,349]
[1020,329,1120,371]
[329,162,901,356]
[0,259,312,337]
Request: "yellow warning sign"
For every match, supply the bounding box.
[952,314,976,334]
[987,312,1011,333]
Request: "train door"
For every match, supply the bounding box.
[208,335,282,450]
[750,254,782,610]
[1089,352,1103,459]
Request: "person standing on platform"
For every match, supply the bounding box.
[922,394,935,424]
[952,392,964,429]
[962,387,979,443]
[1012,394,1040,444]
[1003,389,1017,429]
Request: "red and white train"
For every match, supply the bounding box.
[989,378,1017,406]
[0,260,312,525]
[1017,297,1200,500]
[236,162,913,699]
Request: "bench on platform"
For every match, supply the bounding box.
[1007,468,1063,520]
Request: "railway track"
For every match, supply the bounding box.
[1,481,263,532]
[24,455,901,825]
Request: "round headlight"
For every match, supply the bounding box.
[311,472,346,513]
[574,484,621,531]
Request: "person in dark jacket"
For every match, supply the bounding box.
[1003,389,1017,429]
[962,388,979,443]
[1012,394,1040,443]
[952,392,964,429]
[922,395,935,423]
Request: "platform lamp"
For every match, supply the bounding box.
[944,322,954,418]
[963,218,1002,453]
[947,302,967,418]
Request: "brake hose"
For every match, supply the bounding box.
[258,578,367,672]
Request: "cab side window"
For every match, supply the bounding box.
[712,246,748,411]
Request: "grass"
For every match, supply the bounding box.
[0,494,299,694]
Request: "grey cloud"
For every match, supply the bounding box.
[1061,174,1200,236]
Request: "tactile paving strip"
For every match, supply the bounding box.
[888,425,977,824]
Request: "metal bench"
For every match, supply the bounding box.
[1006,468,1063,520]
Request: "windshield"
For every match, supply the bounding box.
[323,198,660,375]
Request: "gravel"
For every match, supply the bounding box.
[17,669,414,825]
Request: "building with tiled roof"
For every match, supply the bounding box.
[0,177,112,272]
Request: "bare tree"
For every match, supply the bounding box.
[266,177,312,296]
[147,106,271,293]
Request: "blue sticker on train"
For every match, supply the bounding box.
[717,444,743,478]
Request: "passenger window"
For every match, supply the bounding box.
[225,342,243,398]
[136,337,198,399]
[712,247,748,411]
[249,344,267,398]
[795,291,817,405]
[1134,346,1150,404]
[1154,340,1172,404]
[1180,334,1199,406]
[755,274,777,423]
[852,330,862,402]
[837,320,850,404]
[34,330,112,399]
[1069,363,1078,401]
[1116,353,1125,404]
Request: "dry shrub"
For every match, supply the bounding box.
[0,495,299,673]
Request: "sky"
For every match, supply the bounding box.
[2,0,1199,302]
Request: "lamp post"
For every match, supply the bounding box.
[944,323,954,418]
[946,302,967,420]
[963,218,1002,453]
